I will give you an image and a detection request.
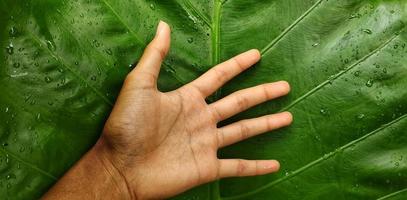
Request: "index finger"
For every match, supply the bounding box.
[186,49,261,97]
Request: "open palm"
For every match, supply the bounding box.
[101,21,292,199]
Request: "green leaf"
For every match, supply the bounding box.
[1,0,406,199]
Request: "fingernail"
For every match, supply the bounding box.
[155,21,167,38]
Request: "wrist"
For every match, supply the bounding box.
[91,136,136,199]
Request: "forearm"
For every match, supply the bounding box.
[42,139,133,200]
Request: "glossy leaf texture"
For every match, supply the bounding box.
[0,0,406,199]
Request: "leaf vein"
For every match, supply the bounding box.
[100,0,145,45]
[377,187,407,200]
[182,0,212,28]
[260,0,324,55]
[0,148,57,180]
[101,0,186,85]
[225,114,407,199]
[279,32,400,112]
[28,31,114,106]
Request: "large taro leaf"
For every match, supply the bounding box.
[0,0,406,199]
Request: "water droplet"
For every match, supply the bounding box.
[362,29,372,34]
[320,108,328,115]
[149,3,155,10]
[5,43,14,55]
[365,79,373,87]
[187,38,194,43]
[19,146,25,152]
[357,114,365,119]
[92,40,100,48]
[349,13,361,19]
[353,70,361,77]
[75,61,79,65]
[2,142,8,147]
[46,40,56,51]
[36,113,41,120]
[91,76,96,81]
[312,43,319,47]
[44,76,52,83]
[313,135,321,142]
[105,48,112,55]
[9,26,18,37]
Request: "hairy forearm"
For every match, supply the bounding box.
[42,139,133,200]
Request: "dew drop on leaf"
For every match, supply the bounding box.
[362,29,372,34]
[187,38,194,43]
[312,43,319,47]
[149,3,155,10]
[105,48,113,55]
[9,26,17,37]
[46,40,56,51]
[5,43,14,55]
[365,79,373,87]
[44,76,52,83]
[353,70,361,77]
[92,40,100,48]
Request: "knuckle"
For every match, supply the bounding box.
[212,68,228,83]
[235,95,250,111]
[146,42,167,60]
[210,106,224,122]
[239,123,250,140]
[217,131,225,147]
[262,84,273,99]
[237,160,247,175]
[232,57,245,71]
[266,116,276,130]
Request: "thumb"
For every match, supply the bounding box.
[128,21,171,89]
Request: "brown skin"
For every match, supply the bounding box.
[43,21,292,200]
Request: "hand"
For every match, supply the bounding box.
[100,21,292,199]
[43,21,292,200]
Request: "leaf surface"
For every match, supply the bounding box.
[0,0,406,199]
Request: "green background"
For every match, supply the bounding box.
[0,0,406,199]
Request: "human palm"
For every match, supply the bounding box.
[101,21,292,199]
